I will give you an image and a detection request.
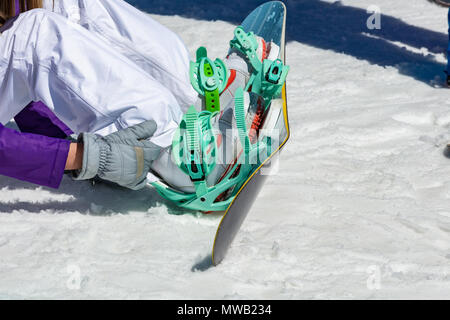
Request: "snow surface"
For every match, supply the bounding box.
[2,0,450,299]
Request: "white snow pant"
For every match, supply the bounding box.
[45,0,197,112]
[0,1,198,182]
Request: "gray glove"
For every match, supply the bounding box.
[73,120,162,190]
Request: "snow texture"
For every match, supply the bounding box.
[1,0,450,299]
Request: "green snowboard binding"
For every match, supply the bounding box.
[152,89,262,212]
[151,26,289,212]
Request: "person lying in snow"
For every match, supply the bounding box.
[0,0,197,190]
[0,0,287,211]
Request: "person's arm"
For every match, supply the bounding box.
[65,143,83,171]
[0,119,162,190]
[0,123,70,188]
[72,120,161,190]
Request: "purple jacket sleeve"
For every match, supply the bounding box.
[14,102,73,138]
[0,123,70,188]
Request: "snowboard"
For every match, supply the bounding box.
[212,1,289,266]
[429,0,450,7]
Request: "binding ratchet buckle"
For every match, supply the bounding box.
[230,26,289,105]
[190,47,228,113]
[255,58,289,104]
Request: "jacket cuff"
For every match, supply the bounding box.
[48,139,71,188]
[71,133,100,180]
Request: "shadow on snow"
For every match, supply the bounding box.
[0,173,186,216]
[127,0,449,85]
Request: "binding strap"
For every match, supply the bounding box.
[230,26,289,106]
[190,47,228,113]
[230,26,262,72]
[172,106,218,197]
[234,88,251,156]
